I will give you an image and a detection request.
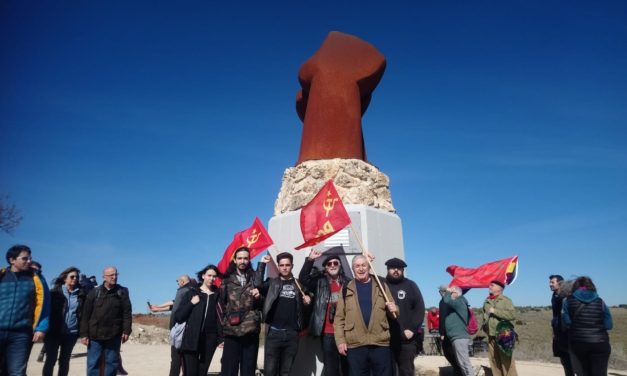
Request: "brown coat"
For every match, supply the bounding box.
[333,277,397,348]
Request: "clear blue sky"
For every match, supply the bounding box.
[2,1,626,312]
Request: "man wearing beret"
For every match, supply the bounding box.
[299,250,351,376]
[385,257,425,376]
[482,280,517,376]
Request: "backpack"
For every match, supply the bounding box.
[466,307,478,335]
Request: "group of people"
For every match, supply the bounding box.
[0,245,132,376]
[150,247,426,376]
[550,274,613,376]
[0,243,614,376]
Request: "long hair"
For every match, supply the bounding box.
[223,247,254,279]
[53,266,81,288]
[197,264,221,282]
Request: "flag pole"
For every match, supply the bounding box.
[348,223,397,319]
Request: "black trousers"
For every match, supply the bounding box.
[221,334,259,376]
[181,333,219,376]
[569,341,611,376]
[392,341,417,376]
[321,334,349,376]
[169,346,182,376]
[263,328,299,376]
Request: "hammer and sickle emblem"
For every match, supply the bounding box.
[246,229,261,247]
[323,191,338,217]
[316,220,335,236]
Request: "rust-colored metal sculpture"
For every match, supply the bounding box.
[296,31,386,165]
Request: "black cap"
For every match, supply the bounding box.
[385,258,407,269]
[323,254,341,266]
[491,280,505,288]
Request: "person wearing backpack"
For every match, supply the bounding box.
[443,286,475,376]
[79,266,132,376]
[562,276,612,376]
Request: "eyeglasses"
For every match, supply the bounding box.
[19,256,32,262]
[68,275,78,279]
[326,261,340,267]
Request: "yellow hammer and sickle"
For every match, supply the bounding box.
[246,229,261,247]
[323,192,338,217]
[316,220,335,236]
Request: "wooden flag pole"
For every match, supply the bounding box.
[348,223,397,319]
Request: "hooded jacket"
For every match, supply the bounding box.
[562,288,612,343]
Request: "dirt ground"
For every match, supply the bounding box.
[27,341,627,376]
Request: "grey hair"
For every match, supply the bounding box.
[352,255,369,268]
[451,285,463,296]
[558,279,575,298]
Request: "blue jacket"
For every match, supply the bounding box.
[0,267,50,332]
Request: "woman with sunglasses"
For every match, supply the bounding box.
[43,266,86,376]
[173,264,223,376]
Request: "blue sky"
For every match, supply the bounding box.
[1,1,626,312]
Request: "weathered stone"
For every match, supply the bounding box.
[274,159,395,215]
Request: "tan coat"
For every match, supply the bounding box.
[333,277,397,348]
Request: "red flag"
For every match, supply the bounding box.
[446,256,519,289]
[295,180,351,250]
[216,217,274,276]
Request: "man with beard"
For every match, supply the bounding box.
[334,255,398,376]
[549,274,573,376]
[220,247,264,376]
[299,250,351,376]
[385,258,425,376]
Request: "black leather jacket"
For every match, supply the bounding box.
[299,258,350,336]
[258,262,308,331]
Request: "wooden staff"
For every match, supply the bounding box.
[349,223,397,319]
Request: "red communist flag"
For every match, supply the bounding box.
[217,217,274,276]
[446,256,519,289]
[295,180,351,250]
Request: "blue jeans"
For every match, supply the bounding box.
[346,345,393,376]
[0,330,32,376]
[86,337,122,376]
[43,333,79,376]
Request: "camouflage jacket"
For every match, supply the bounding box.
[220,270,262,337]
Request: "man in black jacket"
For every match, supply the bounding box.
[549,274,573,376]
[80,266,132,376]
[385,258,425,376]
[299,250,351,376]
[258,252,311,376]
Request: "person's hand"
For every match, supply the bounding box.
[218,342,224,348]
[337,343,348,356]
[403,330,414,340]
[385,301,397,314]
[489,307,495,314]
[260,255,272,264]
[303,295,312,305]
[308,250,322,261]
[191,295,200,305]
[122,334,129,343]
[250,288,261,299]
[81,337,90,346]
[365,251,375,262]
[32,331,45,342]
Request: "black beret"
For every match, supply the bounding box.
[491,280,505,288]
[323,254,341,266]
[385,257,407,268]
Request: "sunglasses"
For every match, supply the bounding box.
[68,275,78,279]
[326,261,340,267]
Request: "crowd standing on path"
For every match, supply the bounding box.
[0,243,616,376]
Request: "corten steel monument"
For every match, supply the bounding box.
[267,31,405,376]
[295,31,386,164]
